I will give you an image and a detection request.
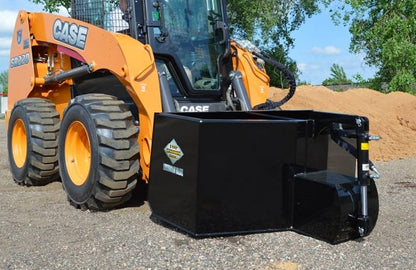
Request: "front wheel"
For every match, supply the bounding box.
[58,94,139,210]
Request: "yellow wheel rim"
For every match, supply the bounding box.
[12,119,27,168]
[65,121,91,186]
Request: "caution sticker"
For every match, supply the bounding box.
[164,139,184,165]
[361,142,369,151]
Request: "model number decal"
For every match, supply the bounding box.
[10,53,30,68]
[53,19,88,50]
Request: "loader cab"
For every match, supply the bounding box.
[127,0,233,103]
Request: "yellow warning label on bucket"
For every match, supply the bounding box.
[361,142,369,150]
[164,139,184,165]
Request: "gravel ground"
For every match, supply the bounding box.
[0,119,415,270]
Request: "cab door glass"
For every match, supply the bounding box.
[159,0,226,91]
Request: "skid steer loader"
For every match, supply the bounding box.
[6,0,380,244]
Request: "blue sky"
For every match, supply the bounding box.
[289,8,377,85]
[0,1,376,85]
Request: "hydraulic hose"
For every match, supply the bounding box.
[251,50,297,110]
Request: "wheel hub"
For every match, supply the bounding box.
[12,119,27,168]
[65,121,91,186]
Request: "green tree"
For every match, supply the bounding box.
[264,45,299,88]
[29,0,71,13]
[0,70,8,94]
[226,0,323,50]
[330,0,416,94]
[322,63,352,86]
[33,0,325,49]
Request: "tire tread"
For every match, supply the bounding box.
[9,98,60,186]
[61,94,140,210]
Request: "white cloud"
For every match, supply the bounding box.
[0,37,12,48]
[297,63,320,72]
[311,46,342,55]
[0,49,9,56]
[0,37,11,62]
[0,10,18,33]
[297,63,307,72]
[0,37,12,70]
[57,6,70,17]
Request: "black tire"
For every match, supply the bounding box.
[58,94,139,210]
[7,98,60,186]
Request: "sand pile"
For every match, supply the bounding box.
[268,85,416,161]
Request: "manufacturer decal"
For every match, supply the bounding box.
[10,53,30,68]
[23,39,30,49]
[179,105,209,112]
[16,29,22,45]
[53,19,88,50]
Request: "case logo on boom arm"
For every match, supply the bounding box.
[53,19,88,50]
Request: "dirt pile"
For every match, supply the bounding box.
[269,85,416,161]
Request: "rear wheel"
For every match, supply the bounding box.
[58,94,139,210]
[7,98,60,185]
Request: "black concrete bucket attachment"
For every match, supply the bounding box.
[148,110,379,244]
